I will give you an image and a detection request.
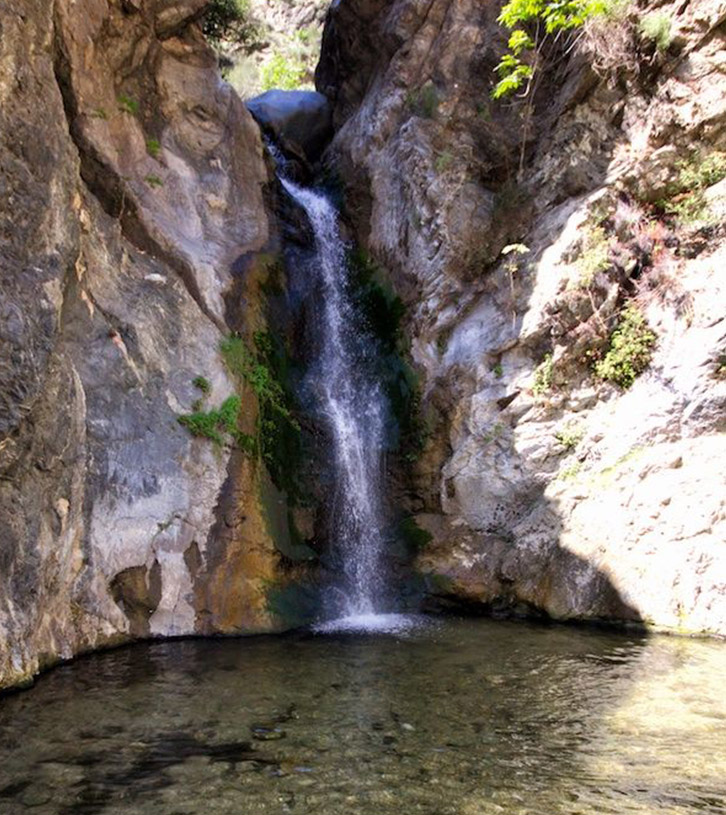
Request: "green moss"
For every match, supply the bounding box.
[347,249,429,461]
[265,580,319,627]
[557,461,582,481]
[597,445,645,483]
[260,474,317,563]
[398,516,433,555]
[118,95,139,116]
[145,174,164,188]
[193,376,211,394]
[594,304,656,388]
[221,333,303,499]
[146,138,161,159]
[348,249,405,353]
[424,572,455,595]
[482,423,505,444]
[407,82,439,118]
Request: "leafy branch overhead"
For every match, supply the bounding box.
[492,0,612,99]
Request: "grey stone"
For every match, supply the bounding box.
[246,90,332,163]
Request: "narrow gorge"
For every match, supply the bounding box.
[1,0,726,810]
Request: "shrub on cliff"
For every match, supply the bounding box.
[260,53,306,91]
[594,304,656,388]
[202,0,257,46]
[492,0,612,99]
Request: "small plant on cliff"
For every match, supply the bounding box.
[118,94,139,116]
[435,150,454,173]
[712,353,726,380]
[145,174,164,188]
[658,151,726,225]
[178,395,242,446]
[554,422,584,451]
[193,376,211,394]
[532,353,554,396]
[594,303,656,388]
[146,139,161,159]
[638,11,673,52]
[680,152,726,190]
[575,225,611,287]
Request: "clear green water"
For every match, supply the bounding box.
[1,618,726,814]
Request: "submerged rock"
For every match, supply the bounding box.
[251,725,287,741]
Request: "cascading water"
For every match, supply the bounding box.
[280,175,394,628]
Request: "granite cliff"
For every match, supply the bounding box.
[0,0,309,690]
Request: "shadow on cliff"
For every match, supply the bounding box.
[414,493,645,631]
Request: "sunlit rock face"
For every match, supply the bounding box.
[319,0,726,633]
[0,0,289,690]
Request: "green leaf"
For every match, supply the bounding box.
[508,29,535,54]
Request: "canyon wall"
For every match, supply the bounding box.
[319,0,726,634]
[0,0,301,690]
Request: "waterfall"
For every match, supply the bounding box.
[280,176,390,622]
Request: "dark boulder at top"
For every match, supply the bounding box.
[246,90,333,164]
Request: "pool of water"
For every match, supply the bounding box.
[1,618,725,815]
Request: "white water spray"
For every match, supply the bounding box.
[281,177,389,621]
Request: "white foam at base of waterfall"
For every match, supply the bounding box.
[312,613,433,635]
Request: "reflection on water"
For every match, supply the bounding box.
[1,619,725,814]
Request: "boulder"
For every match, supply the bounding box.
[246,89,332,163]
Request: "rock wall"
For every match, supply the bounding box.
[319,0,726,633]
[0,0,298,690]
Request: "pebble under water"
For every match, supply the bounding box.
[1,618,726,815]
